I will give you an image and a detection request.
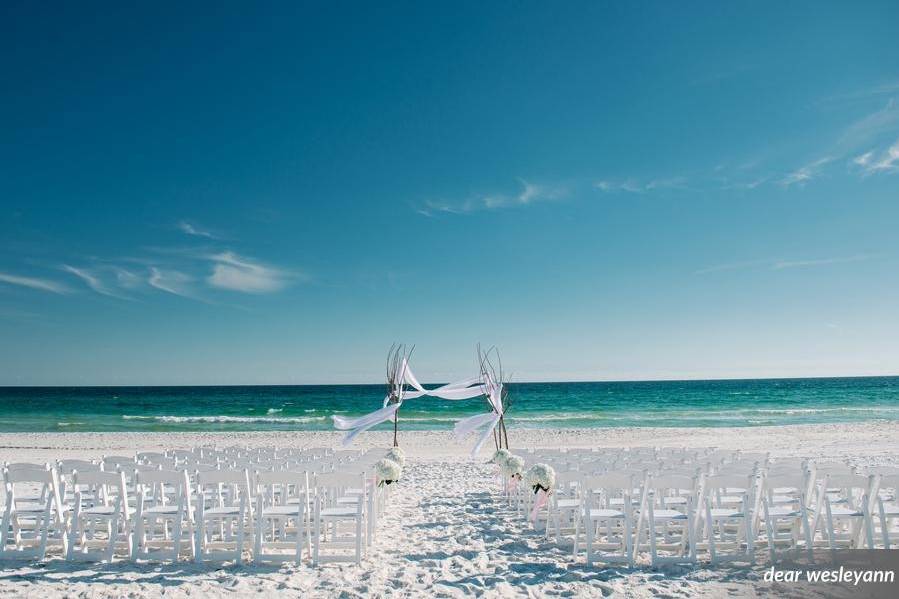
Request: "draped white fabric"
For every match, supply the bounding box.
[453,412,497,439]
[332,402,401,446]
[332,403,399,431]
[334,359,487,446]
[452,373,505,457]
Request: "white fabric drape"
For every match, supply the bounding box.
[452,372,505,457]
[332,402,401,446]
[334,359,487,446]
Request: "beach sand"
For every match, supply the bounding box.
[0,423,897,598]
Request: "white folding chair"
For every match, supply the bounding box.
[634,474,698,565]
[313,471,366,565]
[758,472,815,563]
[66,470,133,562]
[700,474,759,564]
[57,459,102,503]
[809,474,879,554]
[254,470,310,563]
[573,473,635,567]
[546,470,583,542]
[0,465,66,560]
[194,468,252,563]
[132,469,194,561]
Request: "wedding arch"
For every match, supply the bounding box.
[331,345,511,456]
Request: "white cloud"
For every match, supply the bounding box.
[594,177,687,193]
[721,177,768,190]
[697,254,873,274]
[113,267,143,289]
[148,267,197,298]
[0,272,68,294]
[864,139,899,174]
[852,151,874,167]
[416,179,565,216]
[177,220,217,239]
[835,99,899,153]
[206,251,292,293]
[62,265,130,299]
[772,255,873,270]
[780,157,833,187]
[693,259,770,275]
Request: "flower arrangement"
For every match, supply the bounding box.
[490,448,512,468]
[525,463,556,494]
[503,455,525,479]
[385,446,406,468]
[375,458,402,486]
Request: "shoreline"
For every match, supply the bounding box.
[2,421,897,463]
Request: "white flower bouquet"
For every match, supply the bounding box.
[489,448,512,468]
[375,458,402,486]
[525,463,556,494]
[503,455,525,479]
[386,446,406,467]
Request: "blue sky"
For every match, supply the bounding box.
[2,1,898,385]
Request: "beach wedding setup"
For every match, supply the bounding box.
[1,346,897,578]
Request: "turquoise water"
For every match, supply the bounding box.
[0,376,897,432]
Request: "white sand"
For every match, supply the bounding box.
[0,423,897,598]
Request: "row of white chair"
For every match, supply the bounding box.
[505,447,899,566]
[1,446,395,565]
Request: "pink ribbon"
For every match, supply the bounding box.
[530,488,548,524]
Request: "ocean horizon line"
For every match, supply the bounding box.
[2,372,898,389]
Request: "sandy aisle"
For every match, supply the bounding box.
[0,423,896,598]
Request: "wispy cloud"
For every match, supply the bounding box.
[772,254,873,270]
[693,259,771,275]
[594,177,687,193]
[61,265,131,299]
[696,254,874,274]
[822,80,899,105]
[854,138,899,176]
[780,157,833,187]
[148,267,198,299]
[177,220,218,239]
[0,272,68,294]
[206,251,294,293]
[416,179,566,216]
[835,99,899,153]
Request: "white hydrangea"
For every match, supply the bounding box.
[375,458,402,485]
[385,446,406,467]
[503,455,525,478]
[490,448,512,467]
[525,463,556,493]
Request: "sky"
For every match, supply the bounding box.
[1,1,899,385]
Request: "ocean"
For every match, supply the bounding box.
[0,376,897,433]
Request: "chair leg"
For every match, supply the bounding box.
[194,518,204,563]
[172,515,182,562]
[585,518,594,565]
[863,505,875,550]
[37,509,50,561]
[625,516,634,567]
[105,517,118,562]
[824,501,836,554]
[355,517,362,565]
[133,516,144,559]
[235,517,244,565]
[312,506,321,566]
[572,514,581,559]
